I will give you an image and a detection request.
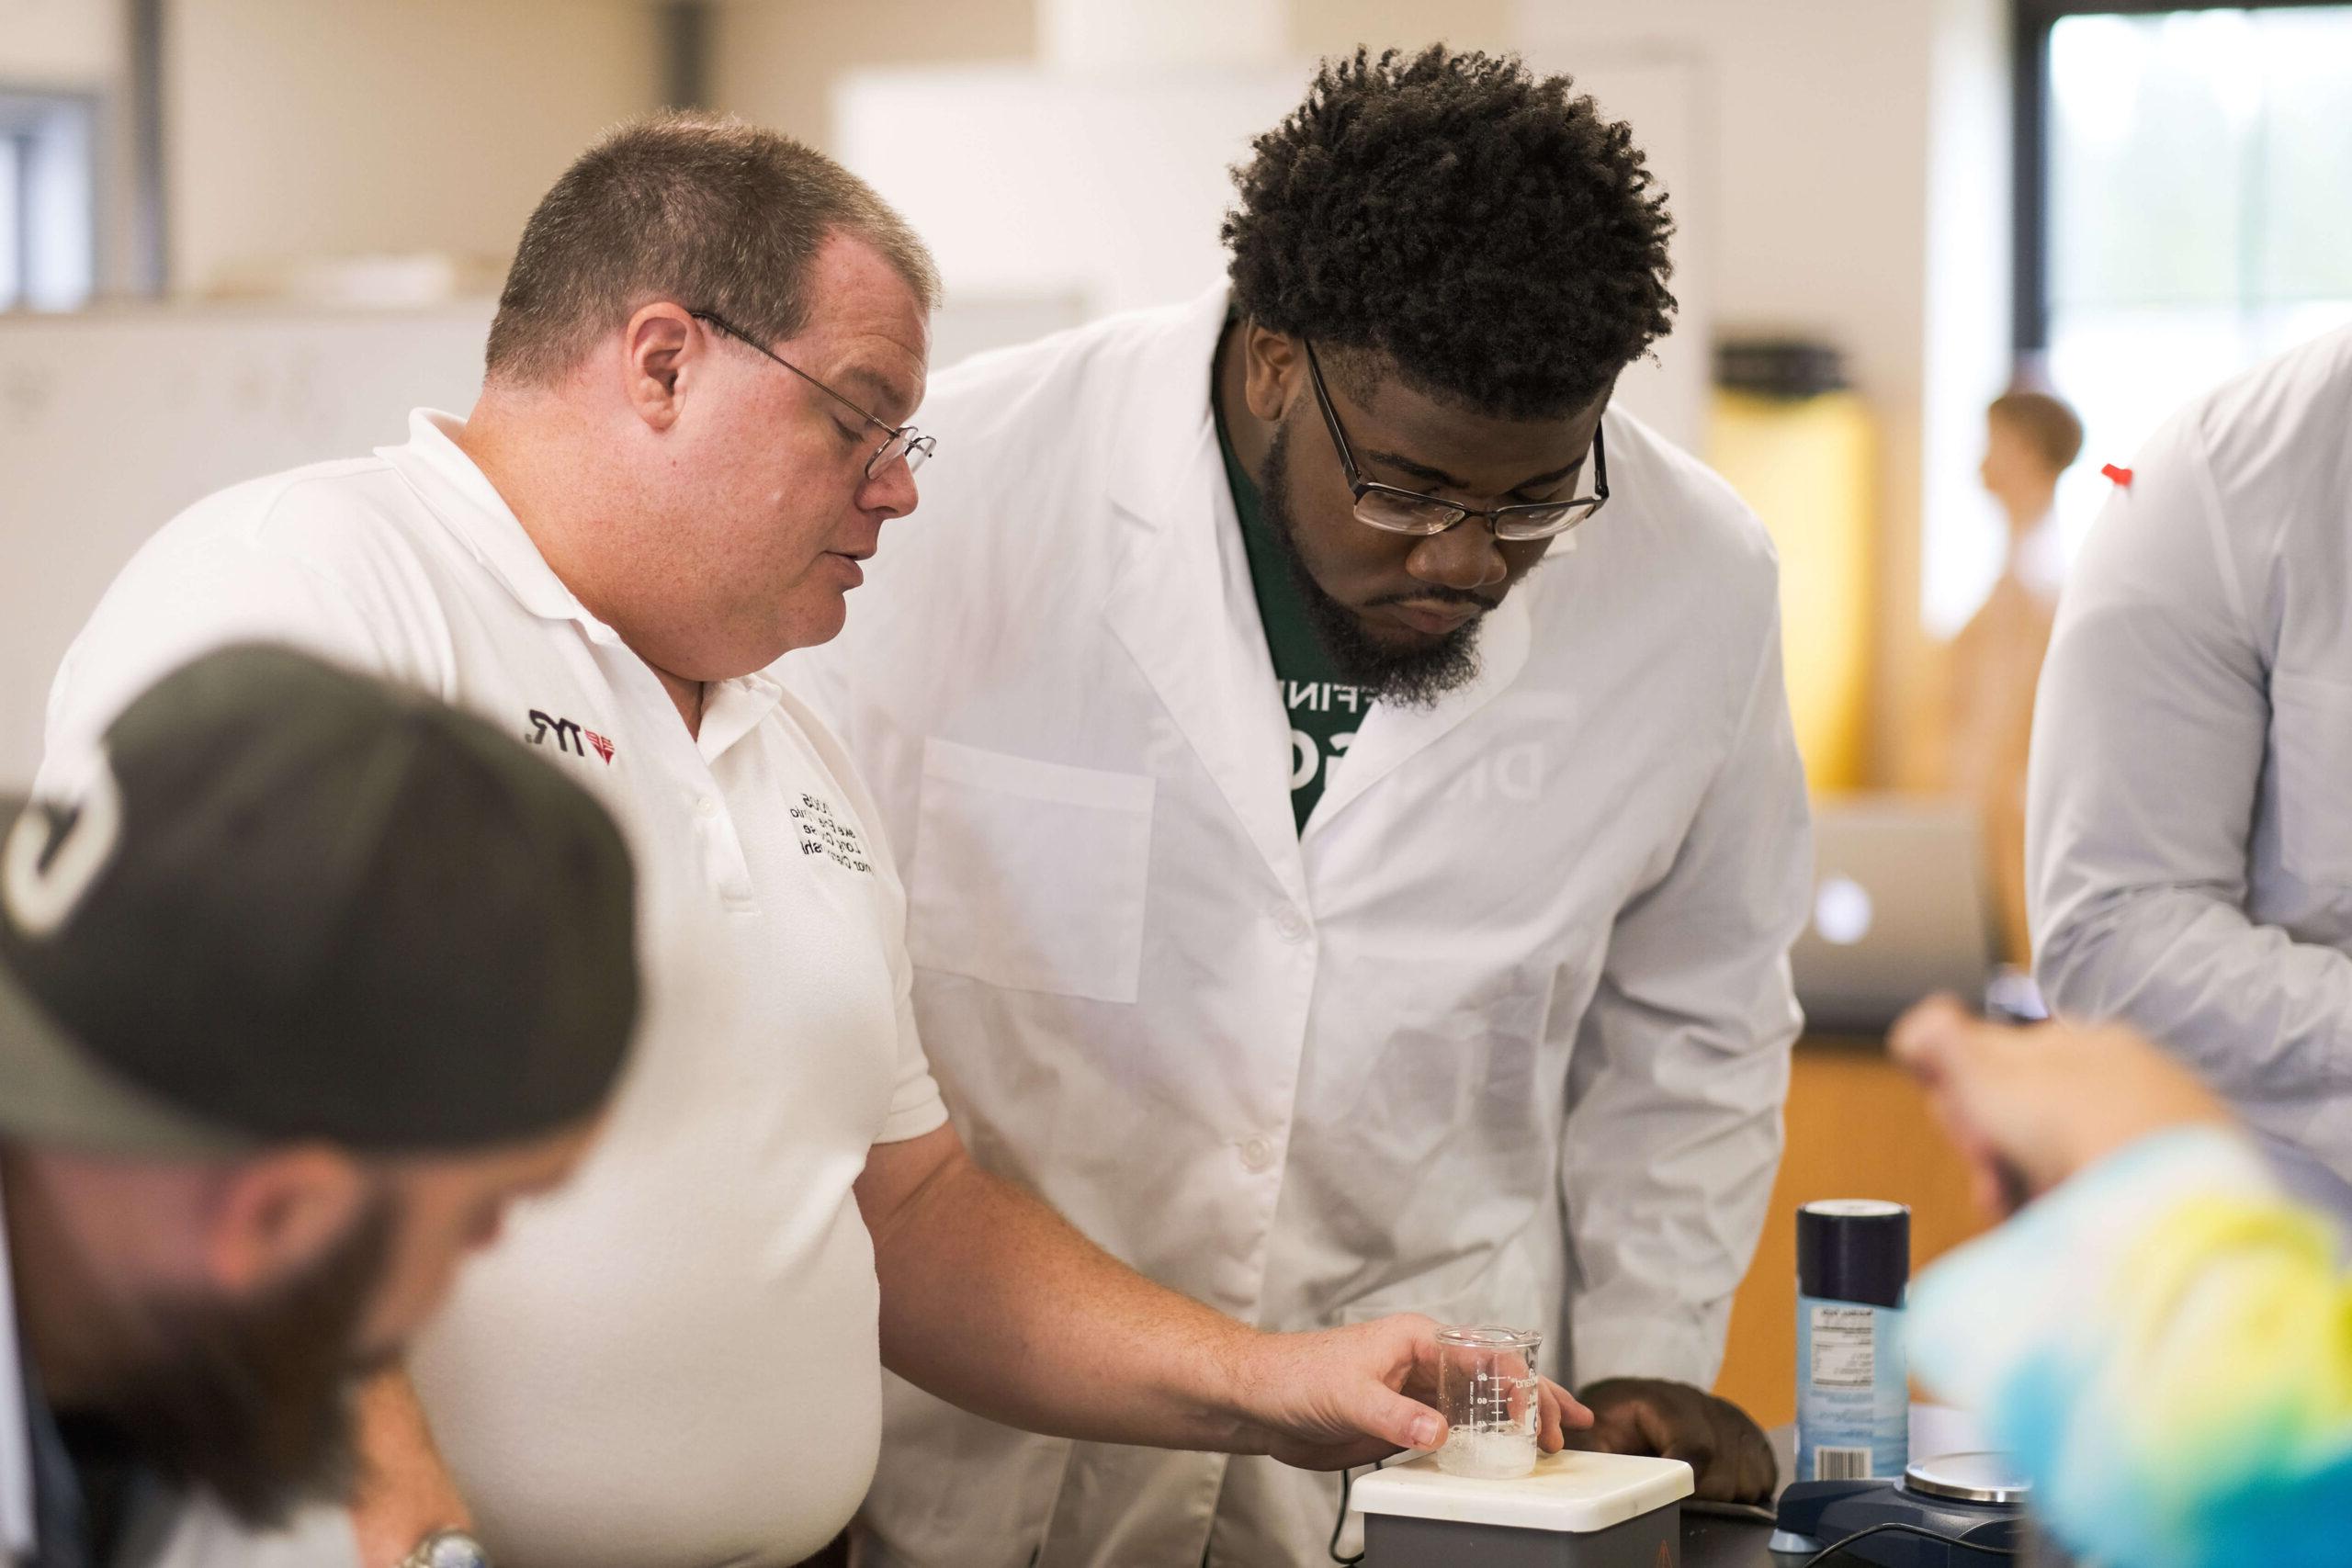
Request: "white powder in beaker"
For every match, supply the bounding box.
[1435,1427,1537,1479]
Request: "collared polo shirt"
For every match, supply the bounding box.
[39,411,949,1567]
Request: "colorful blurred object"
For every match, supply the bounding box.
[1913,1126,2352,1568]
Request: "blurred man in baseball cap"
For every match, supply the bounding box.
[0,643,639,1568]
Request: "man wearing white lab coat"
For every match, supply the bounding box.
[797,48,1809,1565]
[2030,325,2352,1212]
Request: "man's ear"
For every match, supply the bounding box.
[1242,321,1305,424]
[622,302,699,433]
[200,1145,370,1298]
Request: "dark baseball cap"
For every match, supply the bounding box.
[0,643,640,1157]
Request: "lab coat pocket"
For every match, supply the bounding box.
[2270,671,2352,886]
[909,738,1156,1004]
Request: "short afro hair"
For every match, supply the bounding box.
[1224,46,1676,419]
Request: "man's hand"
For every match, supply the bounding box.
[1890,996,2233,1216]
[1571,1378,1775,1502]
[1227,1314,1590,1472]
[349,1368,474,1568]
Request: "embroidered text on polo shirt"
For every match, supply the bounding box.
[791,794,873,874]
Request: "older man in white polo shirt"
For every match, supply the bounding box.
[36,115,1580,1568]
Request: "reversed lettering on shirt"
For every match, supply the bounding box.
[790,792,874,874]
[1441,742,1549,805]
[1282,679,1363,795]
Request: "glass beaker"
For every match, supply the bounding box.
[1434,1325,1543,1479]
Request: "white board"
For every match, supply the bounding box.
[0,303,492,785]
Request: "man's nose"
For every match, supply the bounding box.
[1406,519,1509,592]
[858,457,922,522]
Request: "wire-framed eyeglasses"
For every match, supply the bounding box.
[690,309,934,479]
[1304,340,1606,541]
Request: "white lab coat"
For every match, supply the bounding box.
[793,285,1811,1566]
[2030,325,2352,1212]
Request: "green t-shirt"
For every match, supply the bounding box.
[1214,387,1373,832]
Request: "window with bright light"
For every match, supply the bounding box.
[2039,5,2352,558]
[0,90,98,312]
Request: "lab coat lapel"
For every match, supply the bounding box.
[1305,571,1538,836]
[1101,286,1306,903]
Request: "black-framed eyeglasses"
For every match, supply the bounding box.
[1304,340,1607,541]
[690,309,935,479]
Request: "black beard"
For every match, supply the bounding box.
[89,1195,398,1529]
[1257,422,1487,709]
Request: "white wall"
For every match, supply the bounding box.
[834,51,1713,453]
[0,0,123,85]
[164,0,665,297]
[1922,0,2018,637]
[1518,0,2010,782]
[706,0,1035,150]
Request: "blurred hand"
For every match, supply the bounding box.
[1571,1378,1776,1502]
[1890,995,2233,1216]
[1231,1314,1591,1472]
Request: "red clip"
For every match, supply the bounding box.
[2101,463,2133,488]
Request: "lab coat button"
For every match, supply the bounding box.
[1271,904,1310,943]
[1240,1136,1275,1172]
[695,796,718,820]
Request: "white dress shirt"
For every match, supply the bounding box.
[2030,325,2352,1210]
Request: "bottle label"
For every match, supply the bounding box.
[1795,1293,1907,1482]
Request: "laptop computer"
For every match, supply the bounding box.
[1792,796,1995,1036]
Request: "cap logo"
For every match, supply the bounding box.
[3,748,124,940]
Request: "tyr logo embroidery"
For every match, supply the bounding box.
[525,710,615,764]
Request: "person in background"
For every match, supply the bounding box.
[2,643,638,1568]
[2029,327,2352,1213]
[1893,994,2351,1568]
[40,114,1579,1568]
[796,47,1804,1564]
[1944,389,2080,965]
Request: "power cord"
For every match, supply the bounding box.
[1327,1460,1388,1565]
[1792,1519,2018,1566]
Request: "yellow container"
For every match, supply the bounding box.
[1707,389,1876,792]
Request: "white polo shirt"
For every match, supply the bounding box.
[38,411,949,1567]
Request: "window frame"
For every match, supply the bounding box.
[0,131,27,309]
[0,86,103,312]
[2010,0,2352,354]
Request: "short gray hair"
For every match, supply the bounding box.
[485,111,939,385]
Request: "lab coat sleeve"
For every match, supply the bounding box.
[1911,1125,2352,1568]
[2027,423,2352,1103]
[1557,588,1811,1390]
